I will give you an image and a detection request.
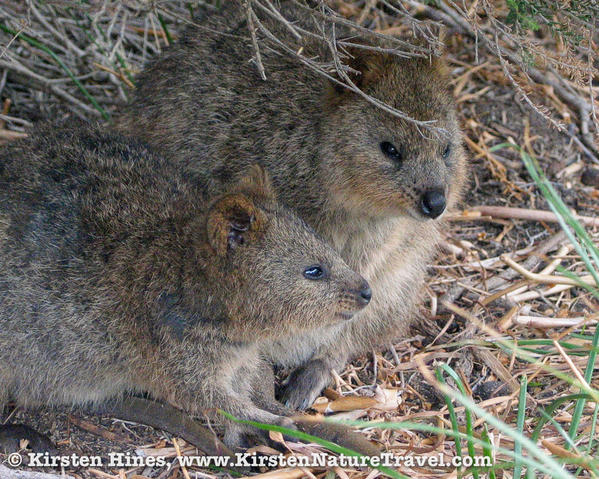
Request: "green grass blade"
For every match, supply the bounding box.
[513,375,527,479]
[0,24,110,121]
[568,325,599,444]
[531,394,594,443]
[438,364,479,479]
[219,410,408,479]
[415,386,574,479]
[481,424,497,479]
[347,419,580,475]
[436,366,463,458]
[66,7,136,88]
[157,12,174,44]
[537,408,577,451]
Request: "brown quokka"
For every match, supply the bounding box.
[117,1,468,409]
[0,122,374,451]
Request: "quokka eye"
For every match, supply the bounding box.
[442,144,451,159]
[303,265,326,280]
[380,141,402,163]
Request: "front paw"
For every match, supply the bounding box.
[278,359,333,411]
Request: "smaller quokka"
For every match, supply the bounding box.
[0,122,375,452]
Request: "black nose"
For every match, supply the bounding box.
[358,284,372,306]
[420,189,446,219]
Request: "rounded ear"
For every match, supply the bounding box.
[328,45,449,98]
[236,164,276,203]
[206,193,266,255]
[330,48,393,94]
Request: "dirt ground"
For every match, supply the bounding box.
[1,2,598,478]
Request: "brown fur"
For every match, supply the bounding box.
[117,0,468,409]
[0,122,371,449]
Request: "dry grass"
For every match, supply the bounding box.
[1,1,598,478]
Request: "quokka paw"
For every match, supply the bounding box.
[278,359,333,411]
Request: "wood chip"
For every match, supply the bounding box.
[311,396,378,413]
[68,415,128,443]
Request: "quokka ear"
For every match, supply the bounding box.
[330,47,393,94]
[206,193,267,255]
[328,45,449,97]
[235,164,277,203]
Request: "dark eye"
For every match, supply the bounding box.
[442,144,451,159]
[380,141,402,163]
[303,265,326,280]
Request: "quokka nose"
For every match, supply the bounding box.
[420,189,446,219]
[359,287,372,305]
[358,283,372,306]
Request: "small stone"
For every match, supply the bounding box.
[474,381,509,401]
[581,167,599,188]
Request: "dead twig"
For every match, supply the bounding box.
[501,254,598,288]
[68,415,128,443]
[246,2,267,81]
[461,206,599,228]
[514,315,597,329]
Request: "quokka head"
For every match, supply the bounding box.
[205,165,371,340]
[322,49,467,221]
